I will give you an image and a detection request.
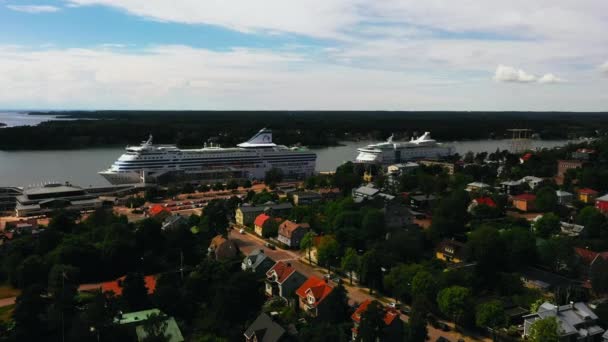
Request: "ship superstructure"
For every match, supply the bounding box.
[355,132,453,165]
[99,128,316,184]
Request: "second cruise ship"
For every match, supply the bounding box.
[99,128,316,184]
[355,132,453,165]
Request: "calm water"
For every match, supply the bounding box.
[0,140,570,188]
[0,111,571,187]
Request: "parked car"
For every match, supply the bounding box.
[265,242,276,250]
[239,229,245,234]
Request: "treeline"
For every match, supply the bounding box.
[0,111,606,150]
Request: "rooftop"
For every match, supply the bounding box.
[295,276,334,307]
[101,275,157,296]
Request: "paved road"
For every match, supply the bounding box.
[229,229,490,342]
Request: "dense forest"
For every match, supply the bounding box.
[0,111,607,150]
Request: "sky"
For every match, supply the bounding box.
[0,1,607,111]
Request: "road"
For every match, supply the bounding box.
[229,229,490,342]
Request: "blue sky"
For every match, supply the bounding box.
[0,0,607,110]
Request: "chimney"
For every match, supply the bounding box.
[287,262,292,267]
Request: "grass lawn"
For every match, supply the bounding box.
[0,304,14,323]
[0,285,20,300]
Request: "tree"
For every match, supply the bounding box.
[264,167,284,185]
[359,249,384,294]
[533,213,561,238]
[333,162,361,195]
[576,206,606,238]
[538,237,575,273]
[383,264,423,303]
[405,308,427,342]
[317,236,340,273]
[535,186,558,212]
[226,179,239,190]
[411,270,437,308]
[466,225,505,275]
[341,248,360,285]
[528,316,560,342]
[323,283,350,324]
[361,209,386,241]
[120,272,150,311]
[501,227,537,270]
[12,285,49,341]
[591,256,608,294]
[15,254,47,289]
[141,312,171,342]
[437,286,471,325]
[356,300,385,342]
[475,300,506,330]
[300,232,315,265]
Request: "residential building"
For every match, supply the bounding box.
[572,149,597,161]
[244,313,286,342]
[557,160,585,179]
[501,180,524,196]
[0,187,22,213]
[409,194,437,210]
[277,220,310,248]
[520,267,578,292]
[100,275,157,296]
[351,300,402,342]
[318,188,341,201]
[387,162,419,176]
[352,184,380,201]
[254,213,279,237]
[596,194,608,214]
[436,239,466,263]
[512,193,536,212]
[574,247,608,282]
[521,176,544,190]
[466,182,492,192]
[522,302,604,341]
[117,308,184,342]
[208,235,238,261]
[556,190,574,206]
[149,204,171,218]
[15,183,102,217]
[291,191,322,206]
[242,249,276,275]
[295,276,334,318]
[578,188,599,204]
[560,222,585,237]
[467,197,497,213]
[235,203,293,226]
[265,261,307,303]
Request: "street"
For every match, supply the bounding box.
[228,229,490,342]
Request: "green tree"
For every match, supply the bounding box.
[591,256,608,294]
[359,249,383,294]
[141,312,171,342]
[533,213,560,238]
[437,286,471,325]
[226,179,239,190]
[15,254,47,289]
[361,209,386,241]
[300,232,315,265]
[383,263,423,303]
[528,316,560,342]
[466,225,505,275]
[12,285,49,341]
[120,272,150,311]
[576,206,606,238]
[356,300,385,342]
[341,248,360,285]
[475,300,506,330]
[405,308,427,342]
[323,283,350,324]
[501,227,536,270]
[317,236,340,273]
[411,270,437,308]
[333,162,361,195]
[535,187,558,212]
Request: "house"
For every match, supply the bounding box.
[352,185,380,201]
[254,213,276,237]
[556,190,574,206]
[574,247,608,282]
[235,203,293,226]
[4,218,38,233]
[467,197,497,213]
[521,176,544,190]
[436,239,466,264]
[117,308,184,342]
[100,275,157,296]
[578,188,599,204]
[572,149,597,161]
[466,182,492,192]
[265,261,307,303]
[318,188,341,201]
[409,194,437,210]
[208,235,238,261]
[161,214,188,231]
[560,222,585,237]
[149,204,171,218]
[522,302,604,341]
[520,153,534,164]
[351,300,402,342]
[291,191,322,206]
[520,267,578,292]
[501,180,524,196]
[383,201,413,230]
[595,194,608,214]
[295,276,334,318]
[418,160,455,175]
[512,193,536,212]
[277,220,310,248]
[387,162,419,176]
[557,159,585,179]
[242,249,276,275]
[244,313,286,342]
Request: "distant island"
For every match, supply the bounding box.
[0,110,605,150]
[0,122,5,128]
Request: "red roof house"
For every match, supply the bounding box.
[149,204,171,217]
[265,261,306,300]
[100,275,157,296]
[351,299,402,341]
[520,153,534,163]
[578,188,599,204]
[474,197,496,207]
[512,193,536,212]
[296,276,334,317]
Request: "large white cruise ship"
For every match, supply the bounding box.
[355,132,453,165]
[99,128,316,185]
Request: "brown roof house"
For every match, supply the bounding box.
[265,261,307,305]
[208,235,238,261]
[277,220,310,248]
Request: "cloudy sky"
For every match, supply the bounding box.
[1,1,607,110]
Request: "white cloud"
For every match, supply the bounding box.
[538,73,563,84]
[6,5,60,13]
[494,65,537,83]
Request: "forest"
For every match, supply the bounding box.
[0,111,606,150]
